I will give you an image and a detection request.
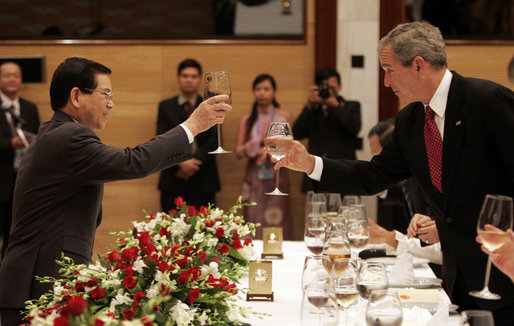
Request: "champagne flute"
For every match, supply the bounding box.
[469,194,513,300]
[333,258,359,325]
[347,219,370,259]
[460,310,495,326]
[356,262,388,299]
[264,122,293,196]
[365,290,403,326]
[304,202,327,255]
[204,71,232,154]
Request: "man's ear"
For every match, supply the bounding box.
[414,56,424,73]
[70,87,81,108]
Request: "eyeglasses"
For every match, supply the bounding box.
[84,88,114,102]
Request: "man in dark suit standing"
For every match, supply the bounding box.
[271,21,514,326]
[0,62,40,260]
[292,67,361,193]
[157,59,220,210]
[0,57,230,325]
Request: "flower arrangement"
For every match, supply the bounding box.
[25,196,261,326]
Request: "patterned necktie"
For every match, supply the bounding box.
[5,105,18,137]
[424,106,443,192]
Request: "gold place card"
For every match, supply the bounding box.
[246,260,274,301]
[261,227,283,259]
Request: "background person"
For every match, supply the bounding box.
[0,57,230,325]
[157,59,220,210]
[0,62,40,260]
[235,74,293,239]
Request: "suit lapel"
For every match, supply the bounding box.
[0,99,13,138]
[441,72,465,207]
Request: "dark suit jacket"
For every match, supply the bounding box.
[293,96,361,192]
[0,98,40,203]
[157,95,220,194]
[0,110,192,308]
[377,184,411,234]
[316,72,514,311]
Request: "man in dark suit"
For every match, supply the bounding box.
[157,59,220,210]
[0,57,230,325]
[0,62,40,260]
[292,67,361,193]
[271,21,514,326]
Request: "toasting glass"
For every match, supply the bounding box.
[264,122,293,196]
[356,262,388,300]
[365,290,403,326]
[333,258,359,325]
[460,310,495,326]
[469,194,513,300]
[203,71,232,154]
[304,202,327,255]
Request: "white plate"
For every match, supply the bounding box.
[366,256,430,267]
[389,277,442,289]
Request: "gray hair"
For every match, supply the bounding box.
[378,21,447,70]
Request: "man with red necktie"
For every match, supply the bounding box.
[271,21,514,326]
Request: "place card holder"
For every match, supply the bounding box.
[261,227,283,259]
[246,260,274,302]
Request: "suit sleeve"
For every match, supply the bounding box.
[332,101,361,136]
[67,124,192,184]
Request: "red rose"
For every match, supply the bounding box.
[176,257,189,268]
[225,282,238,295]
[159,226,170,237]
[54,316,69,326]
[188,288,200,304]
[94,319,105,326]
[188,206,198,216]
[150,214,156,219]
[114,260,126,271]
[134,291,146,304]
[91,287,106,300]
[86,277,98,287]
[204,220,215,228]
[142,244,157,256]
[123,308,135,320]
[168,209,177,215]
[74,281,85,292]
[197,251,207,263]
[122,247,139,263]
[200,206,210,215]
[107,250,120,262]
[178,270,191,284]
[158,261,169,273]
[159,284,171,295]
[123,276,137,289]
[215,227,225,238]
[61,296,87,316]
[171,244,181,255]
[141,316,152,326]
[218,243,229,254]
[244,238,253,246]
[137,232,153,248]
[188,268,201,281]
[231,239,242,250]
[232,231,240,240]
[124,265,134,276]
[211,257,219,264]
[184,247,195,256]
[174,196,185,207]
[153,305,161,312]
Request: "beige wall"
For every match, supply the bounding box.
[1,2,315,255]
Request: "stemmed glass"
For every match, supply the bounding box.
[264,122,293,196]
[365,290,403,326]
[347,220,370,259]
[350,203,367,220]
[342,195,361,207]
[203,71,232,154]
[326,193,342,214]
[356,262,388,300]
[302,255,332,292]
[469,194,513,300]
[333,258,360,325]
[304,202,327,255]
[460,310,495,326]
[302,281,339,326]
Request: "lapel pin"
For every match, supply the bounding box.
[455,121,462,126]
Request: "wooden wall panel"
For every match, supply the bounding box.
[1,1,316,255]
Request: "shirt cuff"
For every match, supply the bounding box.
[179,124,194,144]
[307,156,323,181]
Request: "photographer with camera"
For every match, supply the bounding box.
[292,67,361,193]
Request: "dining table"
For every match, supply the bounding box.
[239,240,462,326]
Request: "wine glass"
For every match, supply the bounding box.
[323,229,351,279]
[347,220,370,259]
[469,194,513,300]
[302,255,333,293]
[264,122,293,196]
[203,71,232,154]
[350,203,367,220]
[301,279,338,326]
[342,195,361,207]
[356,262,388,300]
[326,193,342,214]
[305,202,327,255]
[333,258,360,325]
[365,290,403,326]
[460,310,495,326]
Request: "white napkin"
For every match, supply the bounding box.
[425,303,450,326]
[388,252,415,284]
[402,305,433,325]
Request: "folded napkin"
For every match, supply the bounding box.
[425,303,449,326]
[402,305,433,325]
[388,252,415,284]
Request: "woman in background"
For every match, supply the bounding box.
[235,74,293,239]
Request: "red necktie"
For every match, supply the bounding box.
[424,106,443,192]
[184,102,193,117]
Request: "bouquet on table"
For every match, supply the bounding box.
[25,196,261,326]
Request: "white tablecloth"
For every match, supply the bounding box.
[240,241,460,326]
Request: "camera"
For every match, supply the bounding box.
[315,80,332,99]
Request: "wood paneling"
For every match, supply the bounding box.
[1,0,316,255]
[315,0,337,71]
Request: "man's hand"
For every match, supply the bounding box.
[265,139,315,175]
[368,218,398,249]
[11,137,25,149]
[407,213,439,244]
[476,225,514,282]
[176,158,202,180]
[306,85,322,108]
[182,94,231,136]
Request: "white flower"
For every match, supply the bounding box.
[132,220,146,232]
[239,245,257,261]
[52,282,63,296]
[200,261,221,279]
[197,310,208,325]
[133,258,147,274]
[109,289,133,312]
[192,231,205,243]
[227,306,252,324]
[206,236,219,247]
[171,218,191,238]
[146,282,160,299]
[170,302,194,326]
[210,208,223,219]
